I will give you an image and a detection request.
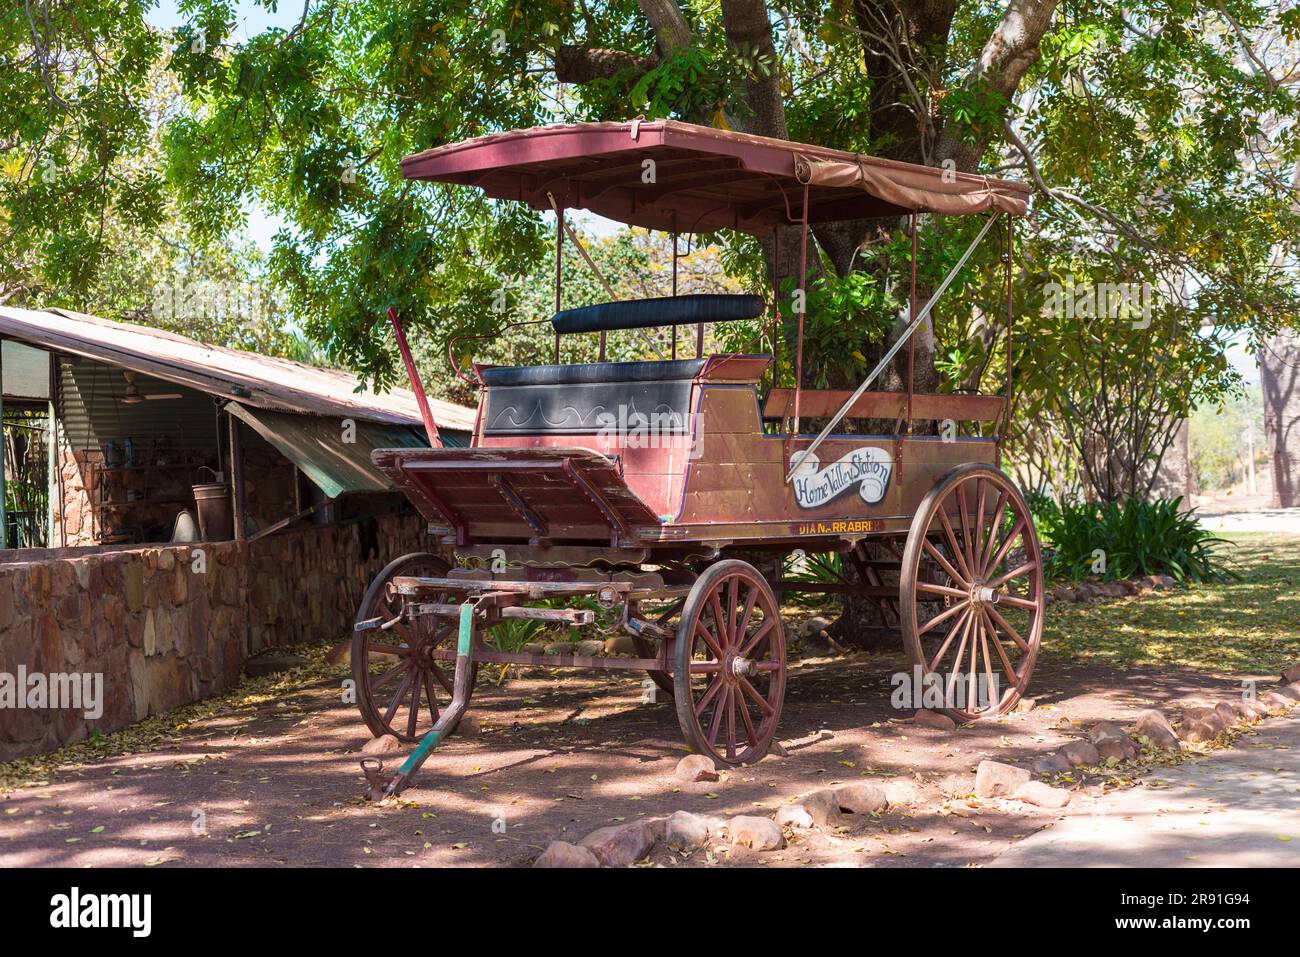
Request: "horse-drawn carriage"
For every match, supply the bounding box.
[354,120,1043,798]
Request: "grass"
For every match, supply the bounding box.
[1043,532,1300,675]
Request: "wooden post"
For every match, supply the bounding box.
[228,411,247,542]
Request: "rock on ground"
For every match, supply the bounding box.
[913,709,957,730]
[534,841,601,868]
[1283,662,1300,684]
[729,815,784,851]
[1013,780,1071,809]
[360,734,402,755]
[800,788,844,827]
[775,804,814,829]
[834,783,888,815]
[579,819,662,868]
[1133,709,1180,750]
[1090,721,1139,760]
[675,754,719,783]
[1032,752,1073,775]
[575,639,605,656]
[665,811,712,850]
[974,760,1031,798]
[1060,741,1101,766]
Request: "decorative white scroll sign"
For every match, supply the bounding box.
[790,446,893,510]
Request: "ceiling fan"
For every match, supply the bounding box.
[119,370,184,404]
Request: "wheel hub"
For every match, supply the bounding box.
[730,655,754,678]
[969,584,999,606]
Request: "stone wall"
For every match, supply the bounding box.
[0,510,425,760]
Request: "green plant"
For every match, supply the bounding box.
[1030,494,1237,585]
[781,550,845,605]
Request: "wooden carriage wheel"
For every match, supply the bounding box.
[900,464,1044,721]
[351,552,477,742]
[674,560,786,766]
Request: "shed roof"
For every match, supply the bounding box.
[0,307,476,431]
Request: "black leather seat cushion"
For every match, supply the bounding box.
[551,294,765,335]
[481,358,707,388]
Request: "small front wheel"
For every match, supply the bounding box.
[673,560,786,766]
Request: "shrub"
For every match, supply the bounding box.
[1029,495,1236,585]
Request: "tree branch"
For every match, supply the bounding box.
[554,45,657,84]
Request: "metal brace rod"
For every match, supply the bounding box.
[785,213,1002,483]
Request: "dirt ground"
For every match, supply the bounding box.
[0,643,1274,868]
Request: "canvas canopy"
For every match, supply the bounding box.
[401,119,1029,233]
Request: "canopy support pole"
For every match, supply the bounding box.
[1000,212,1014,462]
[554,206,564,363]
[790,184,811,437]
[786,212,1001,483]
[671,222,679,360]
[906,213,917,436]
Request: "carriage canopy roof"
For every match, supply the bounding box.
[400,119,1031,234]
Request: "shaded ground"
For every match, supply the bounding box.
[0,648,1290,868]
[1,533,1295,868]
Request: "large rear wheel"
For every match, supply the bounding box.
[899,465,1044,721]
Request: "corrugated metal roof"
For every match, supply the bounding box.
[0,307,477,431]
[226,404,428,497]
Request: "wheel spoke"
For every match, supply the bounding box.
[927,606,971,672]
[406,675,421,737]
[423,671,440,725]
[737,617,775,658]
[735,585,759,647]
[368,642,409,657]
[725,686,737,760]
[980,606,1021,686]
[369,660,406,692]
[738,675,775,716]
[917,599,968,636]
[706,684,728,746]
[944,611,976,705]
[986,561,1034,590]
[922,538,969,589]
[916,581,969,601]
[693,618,724,659]
[735,687,760,748]
[977,613,998,711]
[382,668,414,725]
[936,507,974,583]
[695,673,725,717]
[972,478,988,571]
[984,602,1032,651]
[956,483,976,574]
[977,490,1009,576]
[996,593,1039,612]
[985,515,1027,577]
[431,661,454,696]
[708,590,731,648]
[726,577,740,647]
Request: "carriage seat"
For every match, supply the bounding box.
[479,359,705,436]
[551,294,765,335]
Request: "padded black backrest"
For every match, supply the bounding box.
[551,294,766,335]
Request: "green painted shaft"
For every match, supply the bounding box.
[397,602,474,776]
